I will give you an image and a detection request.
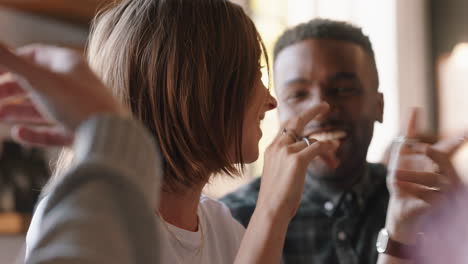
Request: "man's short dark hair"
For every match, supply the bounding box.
[274,18,375,62]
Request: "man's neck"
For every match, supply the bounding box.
[307,161,368,194]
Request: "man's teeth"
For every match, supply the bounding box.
[308,131,347,141]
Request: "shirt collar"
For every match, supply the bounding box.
[301,163,386,214]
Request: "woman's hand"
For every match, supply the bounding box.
[236,102,339,264]
[258,103,339,221]
[257,102,339,221]
[0,44,127,146]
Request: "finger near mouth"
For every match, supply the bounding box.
[307,130,347,142]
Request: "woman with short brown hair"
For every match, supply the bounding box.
[22,0,338,263]
[87,0,269,193]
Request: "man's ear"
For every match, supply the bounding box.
[375,92,384,123]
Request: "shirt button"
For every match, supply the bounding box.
[338,231,347,241]
[324,201,334,211]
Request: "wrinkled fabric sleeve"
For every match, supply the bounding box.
[26,115,162,264]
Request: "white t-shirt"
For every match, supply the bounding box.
[159,196,245,264]
[26,195,245,263]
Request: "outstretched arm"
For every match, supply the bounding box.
[0,44,162,264]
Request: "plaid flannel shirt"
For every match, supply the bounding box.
[220,163,388,264]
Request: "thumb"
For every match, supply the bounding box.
[433,131,467,157]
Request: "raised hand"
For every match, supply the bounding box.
[258,102,339,220]
[0,44,127,147]
[0,91,73,147]
[236,102,339,264]
[432,130,467,157]
[385,109,463,244]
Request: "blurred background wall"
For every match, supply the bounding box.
[0,0,467,261]
[430,0,468,180]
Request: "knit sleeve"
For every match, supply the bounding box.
[26,115,162,264]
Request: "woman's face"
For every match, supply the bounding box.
[241,73,277,163]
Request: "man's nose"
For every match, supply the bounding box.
[309,88,339,120]
[311,87,327,105]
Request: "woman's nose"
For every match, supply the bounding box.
[266,92,277,111]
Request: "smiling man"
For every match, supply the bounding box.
[221,19,387,264]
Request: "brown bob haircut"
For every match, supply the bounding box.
[84,0,268,192]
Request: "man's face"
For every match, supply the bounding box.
[274,39,383,180]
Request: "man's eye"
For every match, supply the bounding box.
[330,86,358,96]
[287,91,308,100]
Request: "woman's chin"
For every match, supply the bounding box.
[244,150,260,164]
